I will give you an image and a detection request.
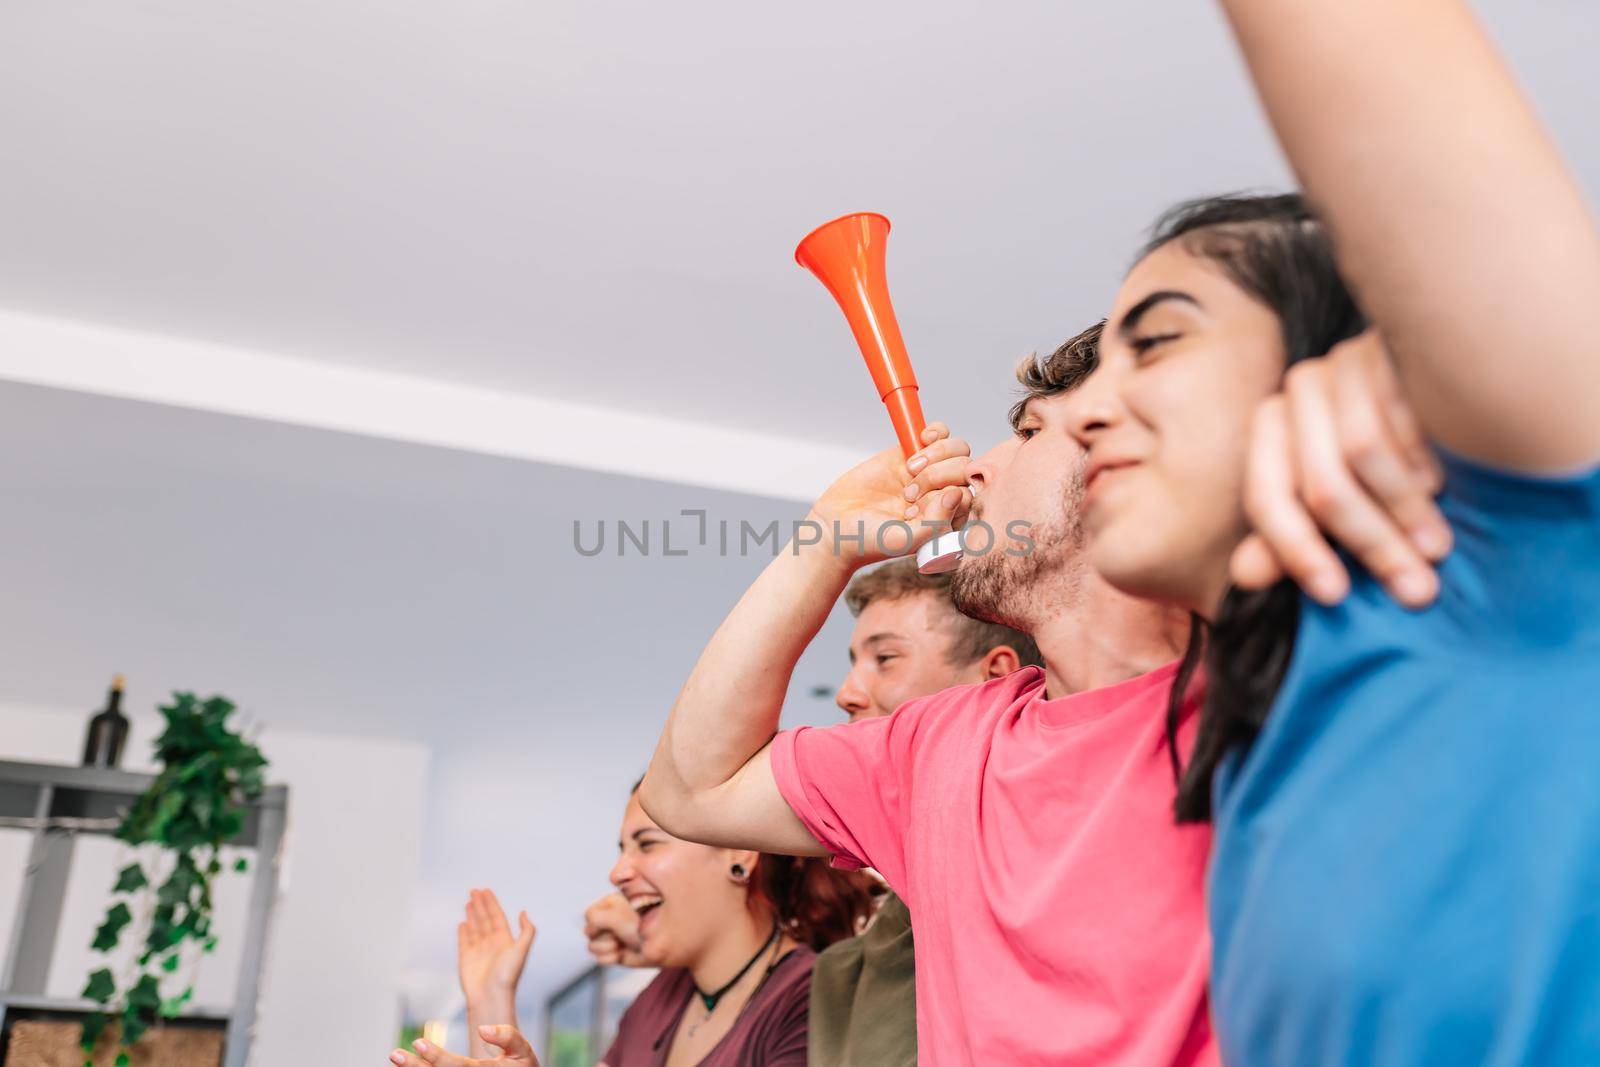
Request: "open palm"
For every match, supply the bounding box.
[456,889,536,1001]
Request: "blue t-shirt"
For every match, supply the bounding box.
[1210,451,1600,1067]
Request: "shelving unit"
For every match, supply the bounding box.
[0,759,287,1066]
[544,962,656,1067]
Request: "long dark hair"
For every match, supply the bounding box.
[1141,194,1368,822]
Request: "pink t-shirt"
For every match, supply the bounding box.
[770,662,1216,1067]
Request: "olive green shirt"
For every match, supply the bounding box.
[807,890,917,1067]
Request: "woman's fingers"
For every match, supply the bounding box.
[1244,334,1454,609]
[478,1024,538,1063]
[1331,335,1452,559]
[484,890,511,936]
[393,1039,472,1067]
[1229,533,1286,591]
[1285,357,1436,606]
[1347,332,1444,494]
[587,934,621,965]
[513,912,536,958]
[468,890,492,938]
[1241,394,1350,604]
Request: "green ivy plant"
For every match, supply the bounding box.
[79,692,268,1067]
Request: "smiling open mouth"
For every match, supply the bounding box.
[1087,462,1137,493]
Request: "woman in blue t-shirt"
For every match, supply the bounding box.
[1060,2,1600,1066]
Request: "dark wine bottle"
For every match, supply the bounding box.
[82,674,130,768]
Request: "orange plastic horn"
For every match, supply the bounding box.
[795,212,926,459]
[795,212,963,575]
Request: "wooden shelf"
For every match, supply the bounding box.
[0,992,230,1023]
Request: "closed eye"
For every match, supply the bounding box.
[1130,332,1181,358]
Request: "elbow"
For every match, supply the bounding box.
[636,768,697,840]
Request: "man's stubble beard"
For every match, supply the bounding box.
[949,466,1088,633]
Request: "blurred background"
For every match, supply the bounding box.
[0,1,1593,1062]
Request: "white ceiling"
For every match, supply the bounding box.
[1,0,1596,1036]
[0,378,855,1018]
[5,0,1295,453]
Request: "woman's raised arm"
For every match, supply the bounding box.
[1220,0,1600,470]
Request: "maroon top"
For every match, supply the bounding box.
[602,948,815,1067]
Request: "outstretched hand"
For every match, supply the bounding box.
[389,1024,540,1067]
[457,888,537,1002]
[1233,331,1452,609]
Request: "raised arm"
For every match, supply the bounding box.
[637,427,970,854]
[1220,0,1600,470]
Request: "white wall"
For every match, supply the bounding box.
[0,700,429,1066]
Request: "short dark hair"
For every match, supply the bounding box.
[1009,320,1105,432]
[844,558,1044,669]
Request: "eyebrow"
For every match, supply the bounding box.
[1115,290,1201,337]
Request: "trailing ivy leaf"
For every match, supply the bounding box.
[116,1055,130,1067]
[144,901,181,959]
[203,935,218,954]
[121,1021,148,1051]
[80,1010,108,1051]
[160,984,194,1017]
[234,856,249,873]
[213,809,244,842]
[92,903,133,952]
[121,1017,150,1055]
[112,863,147,893]
[127,973,161,1010]
[158,860,198,907]
[122,975,160,1046]
[161,951,181,973]
[176,752,217,783]
[144,919,182,956]
[191,791,215,830]
[148,789,185,844]
[83,968,116,1003]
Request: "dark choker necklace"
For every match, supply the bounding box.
[693,923,780,1013]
